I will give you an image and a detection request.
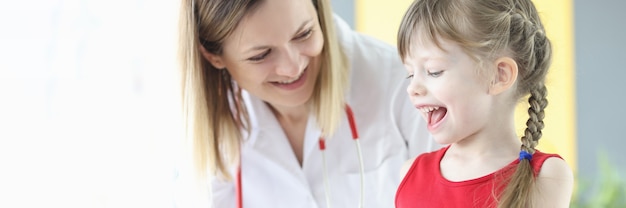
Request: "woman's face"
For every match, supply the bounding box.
[203,0,324,109]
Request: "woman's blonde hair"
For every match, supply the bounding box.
[398,0,552,207]
[179,0,348,180]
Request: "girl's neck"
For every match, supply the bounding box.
[450,131,521,158]
[450,103,520,157]
[440,117,521,182]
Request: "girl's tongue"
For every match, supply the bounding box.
[428,107,447,126]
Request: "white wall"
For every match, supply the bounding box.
[0,1,182,207]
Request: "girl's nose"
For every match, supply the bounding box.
[406,77,427,97]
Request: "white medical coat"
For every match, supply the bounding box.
[210,15,438,208]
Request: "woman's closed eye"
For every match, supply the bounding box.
[247,49,271,62]
[294,28,313,41]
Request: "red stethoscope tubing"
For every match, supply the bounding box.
[235,104,359,208]
[236,165,242,208]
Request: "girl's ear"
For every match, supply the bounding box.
[199,45,226,69]
[488,57,518,95]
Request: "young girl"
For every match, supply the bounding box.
[394,0,574,207]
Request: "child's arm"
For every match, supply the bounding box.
[533,157,574,208]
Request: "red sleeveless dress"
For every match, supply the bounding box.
[395,146,561,208]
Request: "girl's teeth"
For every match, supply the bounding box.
[421,106,439,113]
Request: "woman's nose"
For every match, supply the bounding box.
[275,48,300,77]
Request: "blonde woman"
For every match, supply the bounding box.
[179,0,437,207]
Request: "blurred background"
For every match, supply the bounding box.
[0,1,181,207]
[0,0,624,207]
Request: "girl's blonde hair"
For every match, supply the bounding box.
[178,0,348,180]
[398,0,552,207]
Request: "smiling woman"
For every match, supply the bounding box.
[199,0,325,114]
[0,1,181,208]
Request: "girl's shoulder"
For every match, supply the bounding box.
[533,150,573,184]
[532,150,574,207]
[529,151,573,185]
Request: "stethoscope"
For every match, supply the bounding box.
[235,104,365,208]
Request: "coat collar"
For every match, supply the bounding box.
[241,91,322,162]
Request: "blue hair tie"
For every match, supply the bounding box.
[519,150,533,161]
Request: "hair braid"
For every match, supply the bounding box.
[498,1,552,207]
[522,85,548,151]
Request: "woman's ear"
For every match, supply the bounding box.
[488,57,518,95]
[199,45,226,69]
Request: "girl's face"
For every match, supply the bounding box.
[404,37,495,145]
[203,0,324,109]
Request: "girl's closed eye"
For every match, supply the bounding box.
[405,74,414,79]
[248,49,271,62]
[427,70,443,77]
